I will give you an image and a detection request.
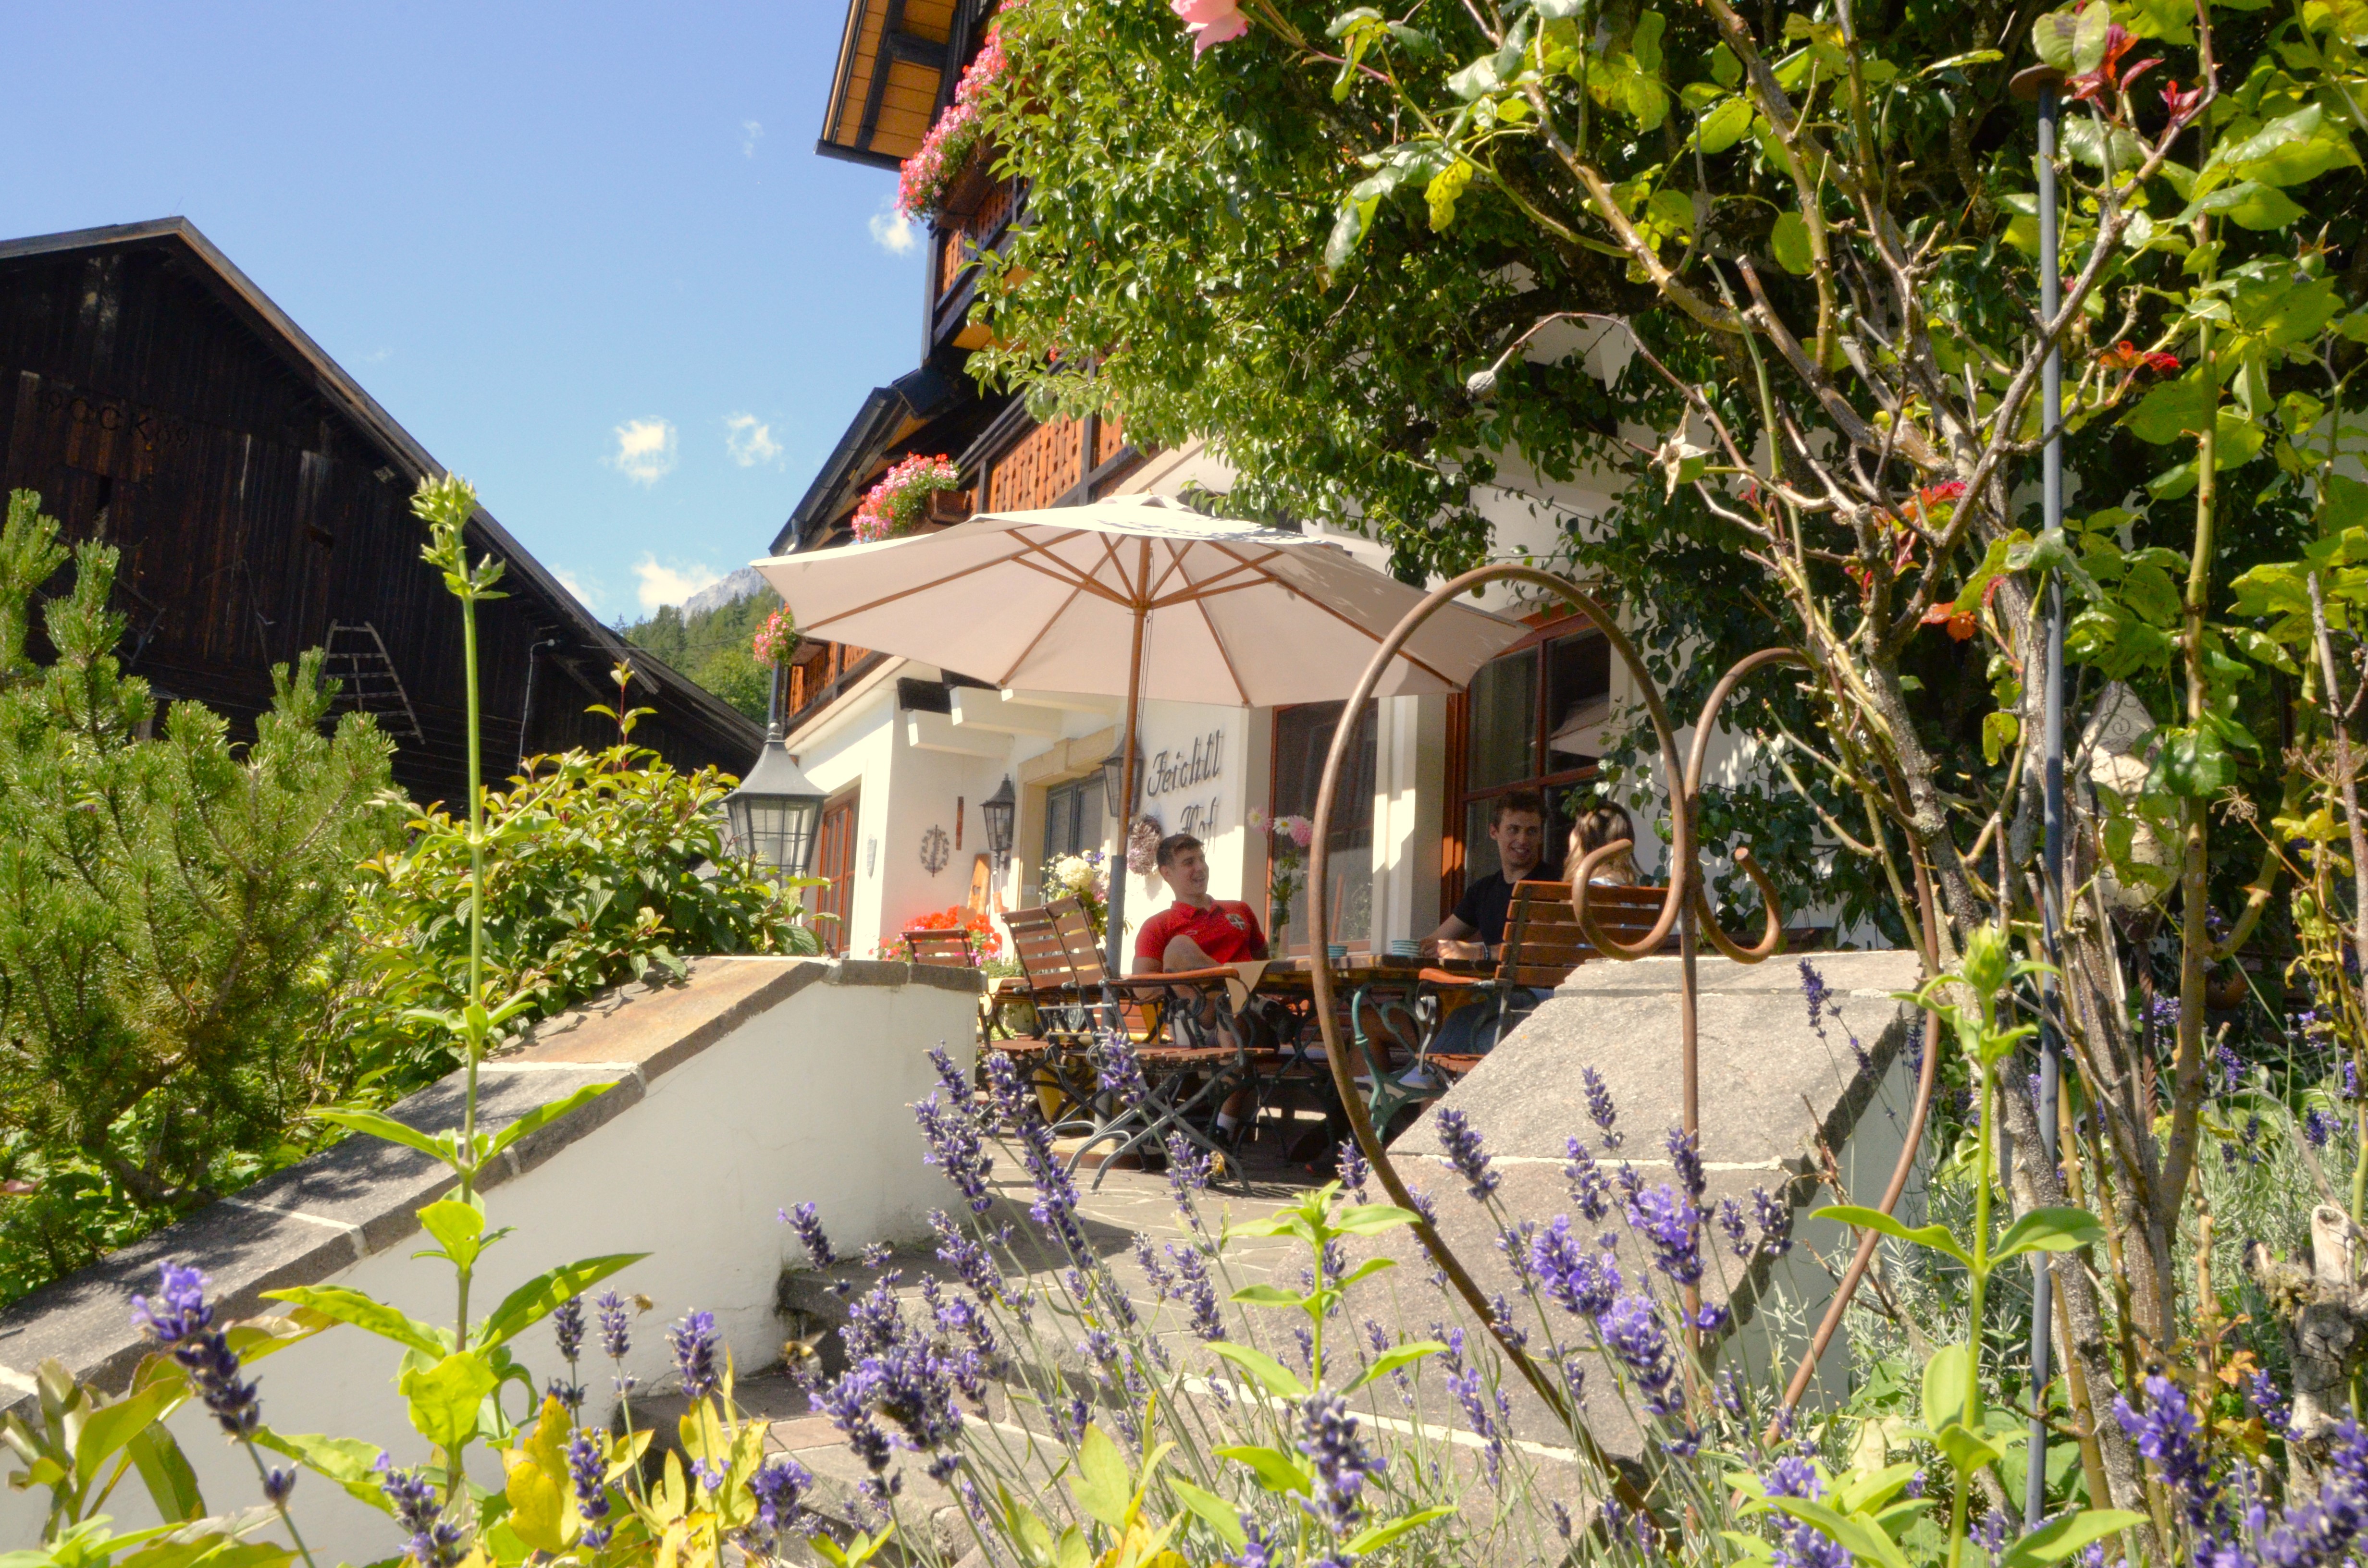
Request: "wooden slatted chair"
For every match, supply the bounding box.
[985,904,1095,1129]
[1417,881,1671,1082]
[901,929,976,968]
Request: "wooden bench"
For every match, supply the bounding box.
[1417,880,1672,1078]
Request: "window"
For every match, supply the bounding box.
[1040,777,1102,895]
[813,788,861,956]
[1270,701,1377,949]
[1455,625,1613,886]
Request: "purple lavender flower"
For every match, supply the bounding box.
[746,1455,813,1544]
[914,1092,996,1214]
[1565,1137,1611,1223]
[1771,1459,1818,1506]
[1753,1185,1794,1257]
[261,1467,296,1507]
[1486,1294,1527,1351]
[563,1440,611,1554]
[2347,1061,2362,1102]
[1666,1124,1706,1201]
[1719,1196,1751,1259]
[130,1264,259,1438]
[1584,1066,1622,1148]
[2216,1041,2243,1096]
[669,1311,720,1402]
[1531,1217,1621,1319]
[1095,1030,1149,1106]
[860,1240,894,1269]
[1695,1302,1731,1333]
[553,1294,584,1365]
[1337,1139,1371,1203]
[596,1288,631,1360]
[2307,1108,2337,1149]
[2246,1369,2295,1440]
[379,1458,464,1568]
[1405,1184,1438,1225]
[984,1053,1091,1260]
[1434,1108,1499,1200]
[1598,1293,1682,1417]
[1775,1523,1851,1568]
[1904,1469,1926,1499]
[1902,1017,1925,1076]
[1296,1392,1385,1535]
[1444,1364,1505,1484]
[2114,1374,2218,1531]
[926,1043,971,1106]
[786,1202,838,1269]
[545,1376,584,1413]
[1628,1183,1704,1287]
[1167,1244,1227,1342]
[1801,960,1831,1035]
[822,1364,893,1473]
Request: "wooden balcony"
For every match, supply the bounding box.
[930,161,1022,351]
[785,637,884,732]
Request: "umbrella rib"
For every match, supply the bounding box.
[1010,553,1136,609]
[1159,546,1288,601]
[1191,588,1252,707]
[995,576,1093,687]
[790,544,1033,634]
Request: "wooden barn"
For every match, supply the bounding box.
[0,218,761,806]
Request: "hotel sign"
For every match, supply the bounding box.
[1144,727,1224,837]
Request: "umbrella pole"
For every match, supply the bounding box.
[1104,568,1151,977]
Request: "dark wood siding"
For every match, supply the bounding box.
[0,236,758,806]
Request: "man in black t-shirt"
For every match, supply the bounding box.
[1426,790,1548,959]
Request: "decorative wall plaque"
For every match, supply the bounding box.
[920,824,951,876]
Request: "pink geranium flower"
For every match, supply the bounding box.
[1171,0,1248,54]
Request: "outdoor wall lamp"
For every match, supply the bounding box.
[979,775,1016,872]
[725,721,828,880]
[1099,741,1142,822]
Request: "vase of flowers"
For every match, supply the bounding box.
[1041,849,1109,938]
[1249,808,1314,946]
[851,453,963,542]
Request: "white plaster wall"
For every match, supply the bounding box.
[876,732,1009,950]
[0,971,975,1560]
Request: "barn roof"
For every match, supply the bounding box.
[0,217,760,760]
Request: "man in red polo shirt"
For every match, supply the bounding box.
[1134,832,1267,1143]
[1134,833,1268,972]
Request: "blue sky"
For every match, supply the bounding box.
[7,3,926,623]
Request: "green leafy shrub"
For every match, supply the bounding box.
[346,736,821,1090]
[0,490,401,1298]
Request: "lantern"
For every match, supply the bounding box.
[980,775,1016,871]
[724,724,828,879]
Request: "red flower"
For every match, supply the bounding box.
[2067,23,2140,107]
[1921,604,1980,641]
[1911,481,1966,518]
[2099,342,2180,376]
[2160,77,2205,125]
[2142,350,2180,374]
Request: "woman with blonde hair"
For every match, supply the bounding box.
[1567,802,1642,885]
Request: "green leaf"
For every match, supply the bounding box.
[2153,725,2232,797]
[400,1351,500,1450]
[2001,1509,2149,1568]
[2125,375,2216,444]
[1982,711,2021,768]
[476,1254,647,1349]
[125,1427,205,1525]
[1329,1203,1421,1236]
[414,1198,487,1269]
[1167,1477,1248,1549]
[1933,1419,2011,1476]
[2177,179,2307,230]
[1814,1204,1975,1269]
[1344,1505,1459,1555]
[1343,1339,1448,1393]
[1993,1206,2106,1261]
[1763,1496,1912,1568]
[1215,1443,1312,1495]
[1696,96,1753,153]
[1207,1341,1311,1402]
[1924,1343,1975,1430]
[262,1286,446,1357]
[312,1108,455,1166]
[1336,1257,1396,1289]
[1071,1423,1131,1530]
[1771,211,1814,275]
[1228,1284,1306,1309]
[74,1383,180,1479]
[253,1430,398,1514]
[482,1083,618,1161]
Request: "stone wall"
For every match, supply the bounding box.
[0,955,981,1558]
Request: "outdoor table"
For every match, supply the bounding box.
[1231,956,1492,1151]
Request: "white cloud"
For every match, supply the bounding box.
[724,412,783,468]
[607,416,678,486]
[632,555,721,614]
[553,568,604,612]
[742,119,764,157]
[869,201,917,256]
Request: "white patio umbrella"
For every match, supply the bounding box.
[753,493,1525,969]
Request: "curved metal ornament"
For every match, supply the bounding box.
[1304,562,1934,1485]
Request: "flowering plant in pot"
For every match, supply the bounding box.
[849,455,961,544]
[895,28,1008,220]
[749,608,797,669]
